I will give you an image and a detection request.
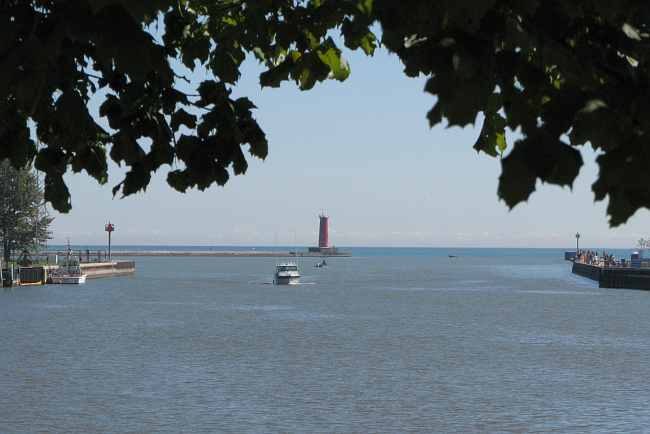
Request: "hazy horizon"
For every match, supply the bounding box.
[43,242,639,251]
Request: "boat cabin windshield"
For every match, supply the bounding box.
[277,264,298,272]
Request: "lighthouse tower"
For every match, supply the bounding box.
[309,212,337,254]
[318,213,329,248]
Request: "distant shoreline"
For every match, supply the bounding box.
[42,250,352,258]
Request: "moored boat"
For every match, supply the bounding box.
[50,265,87,284]
[49,240,87,284]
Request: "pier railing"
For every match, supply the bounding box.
[574,258,650,270]
[26,250,114,265]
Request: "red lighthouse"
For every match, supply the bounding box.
[310,212,344,255]
[318,213,329,248]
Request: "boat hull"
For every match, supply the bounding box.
[51,275,87,284]
[273,275,300,285]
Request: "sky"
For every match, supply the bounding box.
[49,44,650,248]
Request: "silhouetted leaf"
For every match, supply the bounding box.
[499,133,583,208]
[170,108,197,132]
[44,173,71,213]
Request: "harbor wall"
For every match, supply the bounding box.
[571,262,601,282]
[80,261,135,279]
[572,261,650,290]
[5,261,136,286]
[108,251,351,257]
[599,268,650,290]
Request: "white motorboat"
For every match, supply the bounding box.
[273,263,300,285]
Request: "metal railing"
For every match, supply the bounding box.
[16,250,113,265]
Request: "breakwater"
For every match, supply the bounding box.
[572,261,650,290]
[105,250,352,258]
[80,261,136,279]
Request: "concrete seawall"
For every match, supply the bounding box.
[571,262,602,282]
[10,261,135,286]
[572,261,650,290]
[80,261,135,279]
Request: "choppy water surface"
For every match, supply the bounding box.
[2,248,650,432]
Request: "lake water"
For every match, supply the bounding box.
[2,248,650,433]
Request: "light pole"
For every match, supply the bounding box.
[105,222,115,262]
[575,232,580,253]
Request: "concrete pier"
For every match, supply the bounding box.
[4,261,136,286]
[572,261,650,290]
[79,261,135,279]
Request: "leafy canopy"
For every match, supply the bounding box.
[2,0,650,225]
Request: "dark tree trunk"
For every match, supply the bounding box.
[3,239,10,265]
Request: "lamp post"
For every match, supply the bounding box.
[575,232,580,253]
[105,222,115,262]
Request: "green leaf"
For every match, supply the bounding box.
[110,131,145,165]
[35,147,67,175]
[499,133,583,208]
[119,163,151,196]
[592,143,650,226]
[210,46,245,83]
[167,169,191,193]
[231,146,248,175]
[474,94,508,157]
[260,58,294,88]
[317,40,350,81]
[71,145,109,184]
[341,18,377,56]
[197,81,229,106]
[175,135,201,162]
[170,108,197,132]
[357,0,374,14]
[99,95,124,130]
[44,174,72,213]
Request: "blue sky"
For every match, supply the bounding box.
[50,45,650,248]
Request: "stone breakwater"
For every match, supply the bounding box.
[107,251,352,258]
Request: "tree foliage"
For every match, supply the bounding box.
[0,160,53,264]
[2,0,650,225]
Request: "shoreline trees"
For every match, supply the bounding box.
[0,160,53,265]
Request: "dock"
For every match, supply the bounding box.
[79,261,136,279]
[3,261,135,286]
[572,261,650,290]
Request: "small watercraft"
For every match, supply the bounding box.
[314,259,327,268]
